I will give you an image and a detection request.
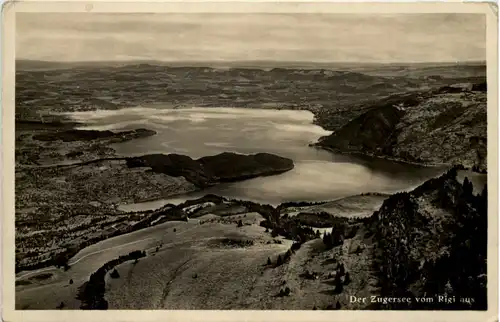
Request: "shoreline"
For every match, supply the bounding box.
[313,144,487,174]
[310,144,452,169]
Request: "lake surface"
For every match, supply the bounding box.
[66,107,447,206]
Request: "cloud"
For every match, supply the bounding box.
[16,13,486,63]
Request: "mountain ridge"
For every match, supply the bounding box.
[315,83,487,170]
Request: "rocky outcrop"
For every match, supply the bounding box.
[315,83,487,170]
[314,90,431,153]
[32,128,156,142]
[126,152,294,188]
[369,167,487,309]
[316,103,405,155]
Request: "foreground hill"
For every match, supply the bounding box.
[315,84,487,170]
[369,167,487,309]
[15,166,487,310]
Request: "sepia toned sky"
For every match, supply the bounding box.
[16,13,486,63]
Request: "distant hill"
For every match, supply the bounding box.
[16,59,486,77]
[16,60,149,71]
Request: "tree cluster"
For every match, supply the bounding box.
[322,225,345,249]
[77,250,146,309]
[372,171,487,310]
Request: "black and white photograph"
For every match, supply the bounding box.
[5,2,496,317]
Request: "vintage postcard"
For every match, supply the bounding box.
[2,1,498,322]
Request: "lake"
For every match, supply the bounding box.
[65,107,447,207]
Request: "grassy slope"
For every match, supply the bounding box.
[103,222,376,310]
[16,220,193,309]
[16,217,297,309]
[280,194,389,219]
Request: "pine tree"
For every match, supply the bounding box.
[481,184,487,200]
[267,257,271,265]
[463,177,473,196]
[277,255,283,266]
[344,272,351,285]
[334,274,344,294]
[449,166,458,179]
[339,263,345,276]
[323,232,330,246]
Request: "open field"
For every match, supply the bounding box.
[279,193,390,219]
[15,216,292,309]
[16,206,382,310]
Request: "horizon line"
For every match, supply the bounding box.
[16,58,487,66]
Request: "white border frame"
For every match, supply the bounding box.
[2,2,498,322]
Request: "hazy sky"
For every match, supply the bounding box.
[16,13,486,63]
